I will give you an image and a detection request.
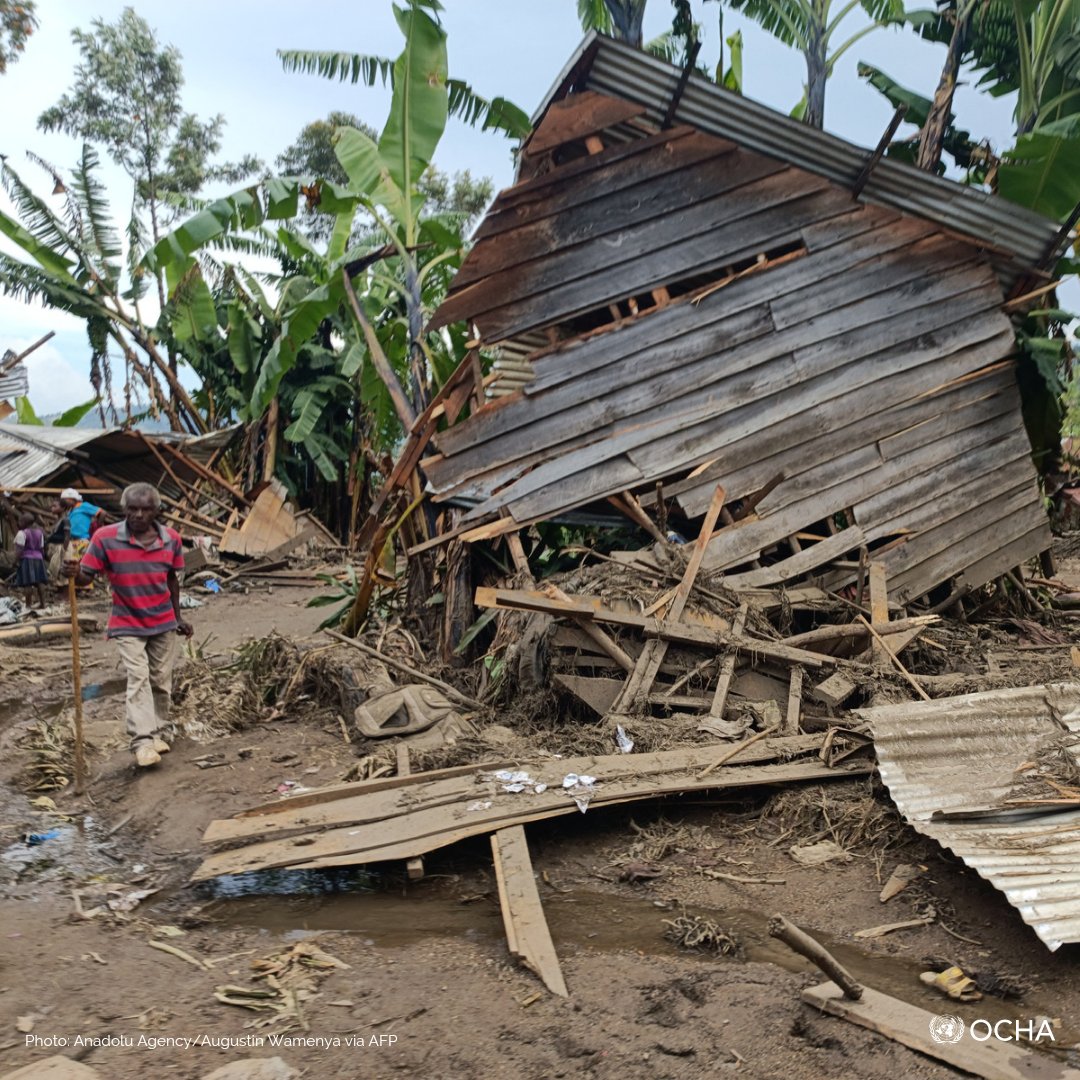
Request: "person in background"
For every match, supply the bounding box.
[14,511,47,609]
[48,489,105,591]
[64,482,193,769]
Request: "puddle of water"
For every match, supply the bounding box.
[0,678,126,730]
[202,877,1080,1058]
[81,679,126,703]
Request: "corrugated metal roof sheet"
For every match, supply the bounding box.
[861,683,1080,951]
[0,422,106,491]
[534,34,1062,290]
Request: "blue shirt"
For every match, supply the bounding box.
[68,502,102,541]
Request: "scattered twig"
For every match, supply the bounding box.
[696,723,780,780]
[147,939,210,970]
[702,870,786,885]
[856,615,930,701]
[325,630,484,711]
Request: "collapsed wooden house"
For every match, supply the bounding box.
[0,422,334,558]
[423,34,1067,605]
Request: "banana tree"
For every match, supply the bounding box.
[145,0,524,542]
[0,147,206,432]
[726,0,906,127]
[577,0,649,44]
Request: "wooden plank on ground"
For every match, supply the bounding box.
[491,825,569,997]
[194,753,869,879]
[802,982,1078,1080]
[204,736,829,844]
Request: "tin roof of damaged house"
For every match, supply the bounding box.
[862,684,1080,951]
[0,422,239,493]
[530,33,1063,290]
[0,423,106,492]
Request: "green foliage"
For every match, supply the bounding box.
[277,41,530,141]
[306,566,359,631]
[856,62,982,171]
[724,0,905,126]
[721,30,744,92]
[55,398,99,427]
[37,7,260,240]
[14,396,39,424]
[999,114,1080,219]
[0,0,36,74]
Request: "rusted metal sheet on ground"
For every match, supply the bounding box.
[861,683,1080,951]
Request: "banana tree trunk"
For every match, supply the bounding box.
[804,31,828,129]
[605,0,646,46]
[404,262,430,416]
[916,5,969,171]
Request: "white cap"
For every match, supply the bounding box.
[60,488,82,502]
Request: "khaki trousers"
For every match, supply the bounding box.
[115,632,178,748]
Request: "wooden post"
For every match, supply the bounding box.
[769,915,862,1000]
[262,397,280,482]
[868,562,889,663]
[396,745,425,881]
[66,553,86,796]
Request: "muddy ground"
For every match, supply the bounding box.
[1,575,1080,1079]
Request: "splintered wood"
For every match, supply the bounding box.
[491,826,568,997]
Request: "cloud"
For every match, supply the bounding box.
[8,335,93,416]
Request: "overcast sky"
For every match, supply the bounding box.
[0,0,1027,415]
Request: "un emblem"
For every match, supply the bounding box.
[929,1015,965,1044]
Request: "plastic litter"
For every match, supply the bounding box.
[466,800,493,812]
[203,578,222,594]
[562,773,598,813]
[178,593,203,609]
[24,829,61,846]
[615,725,634,753]
[275,780,311,796]
[484,769,547,795]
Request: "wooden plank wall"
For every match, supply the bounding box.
[425,96,1048,601]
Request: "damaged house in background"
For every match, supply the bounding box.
[421,33,1064,606]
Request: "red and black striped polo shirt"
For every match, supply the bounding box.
[81,522,184,638]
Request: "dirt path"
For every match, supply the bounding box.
[1,588,1078,1079]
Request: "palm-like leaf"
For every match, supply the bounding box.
[277,49,528,139]
[726,0,808,48]
[578,0,614,33]
[69,145,122,289]
[277,49,396,88]
[0,161,79,270]
[446,80,531,139]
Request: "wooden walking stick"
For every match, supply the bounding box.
[65,544,86,795]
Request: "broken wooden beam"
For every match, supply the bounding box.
[491,826,569,997]
[194,748,871,879]
[769,915,862,1000]
[475,587,832,669]
[707,602,748,724]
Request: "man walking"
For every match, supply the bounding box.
[64,482,193,768]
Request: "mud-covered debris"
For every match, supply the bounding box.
[879,863,924,902]
[662,912,741,957]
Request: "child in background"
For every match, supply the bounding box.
[14,511,47,609]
